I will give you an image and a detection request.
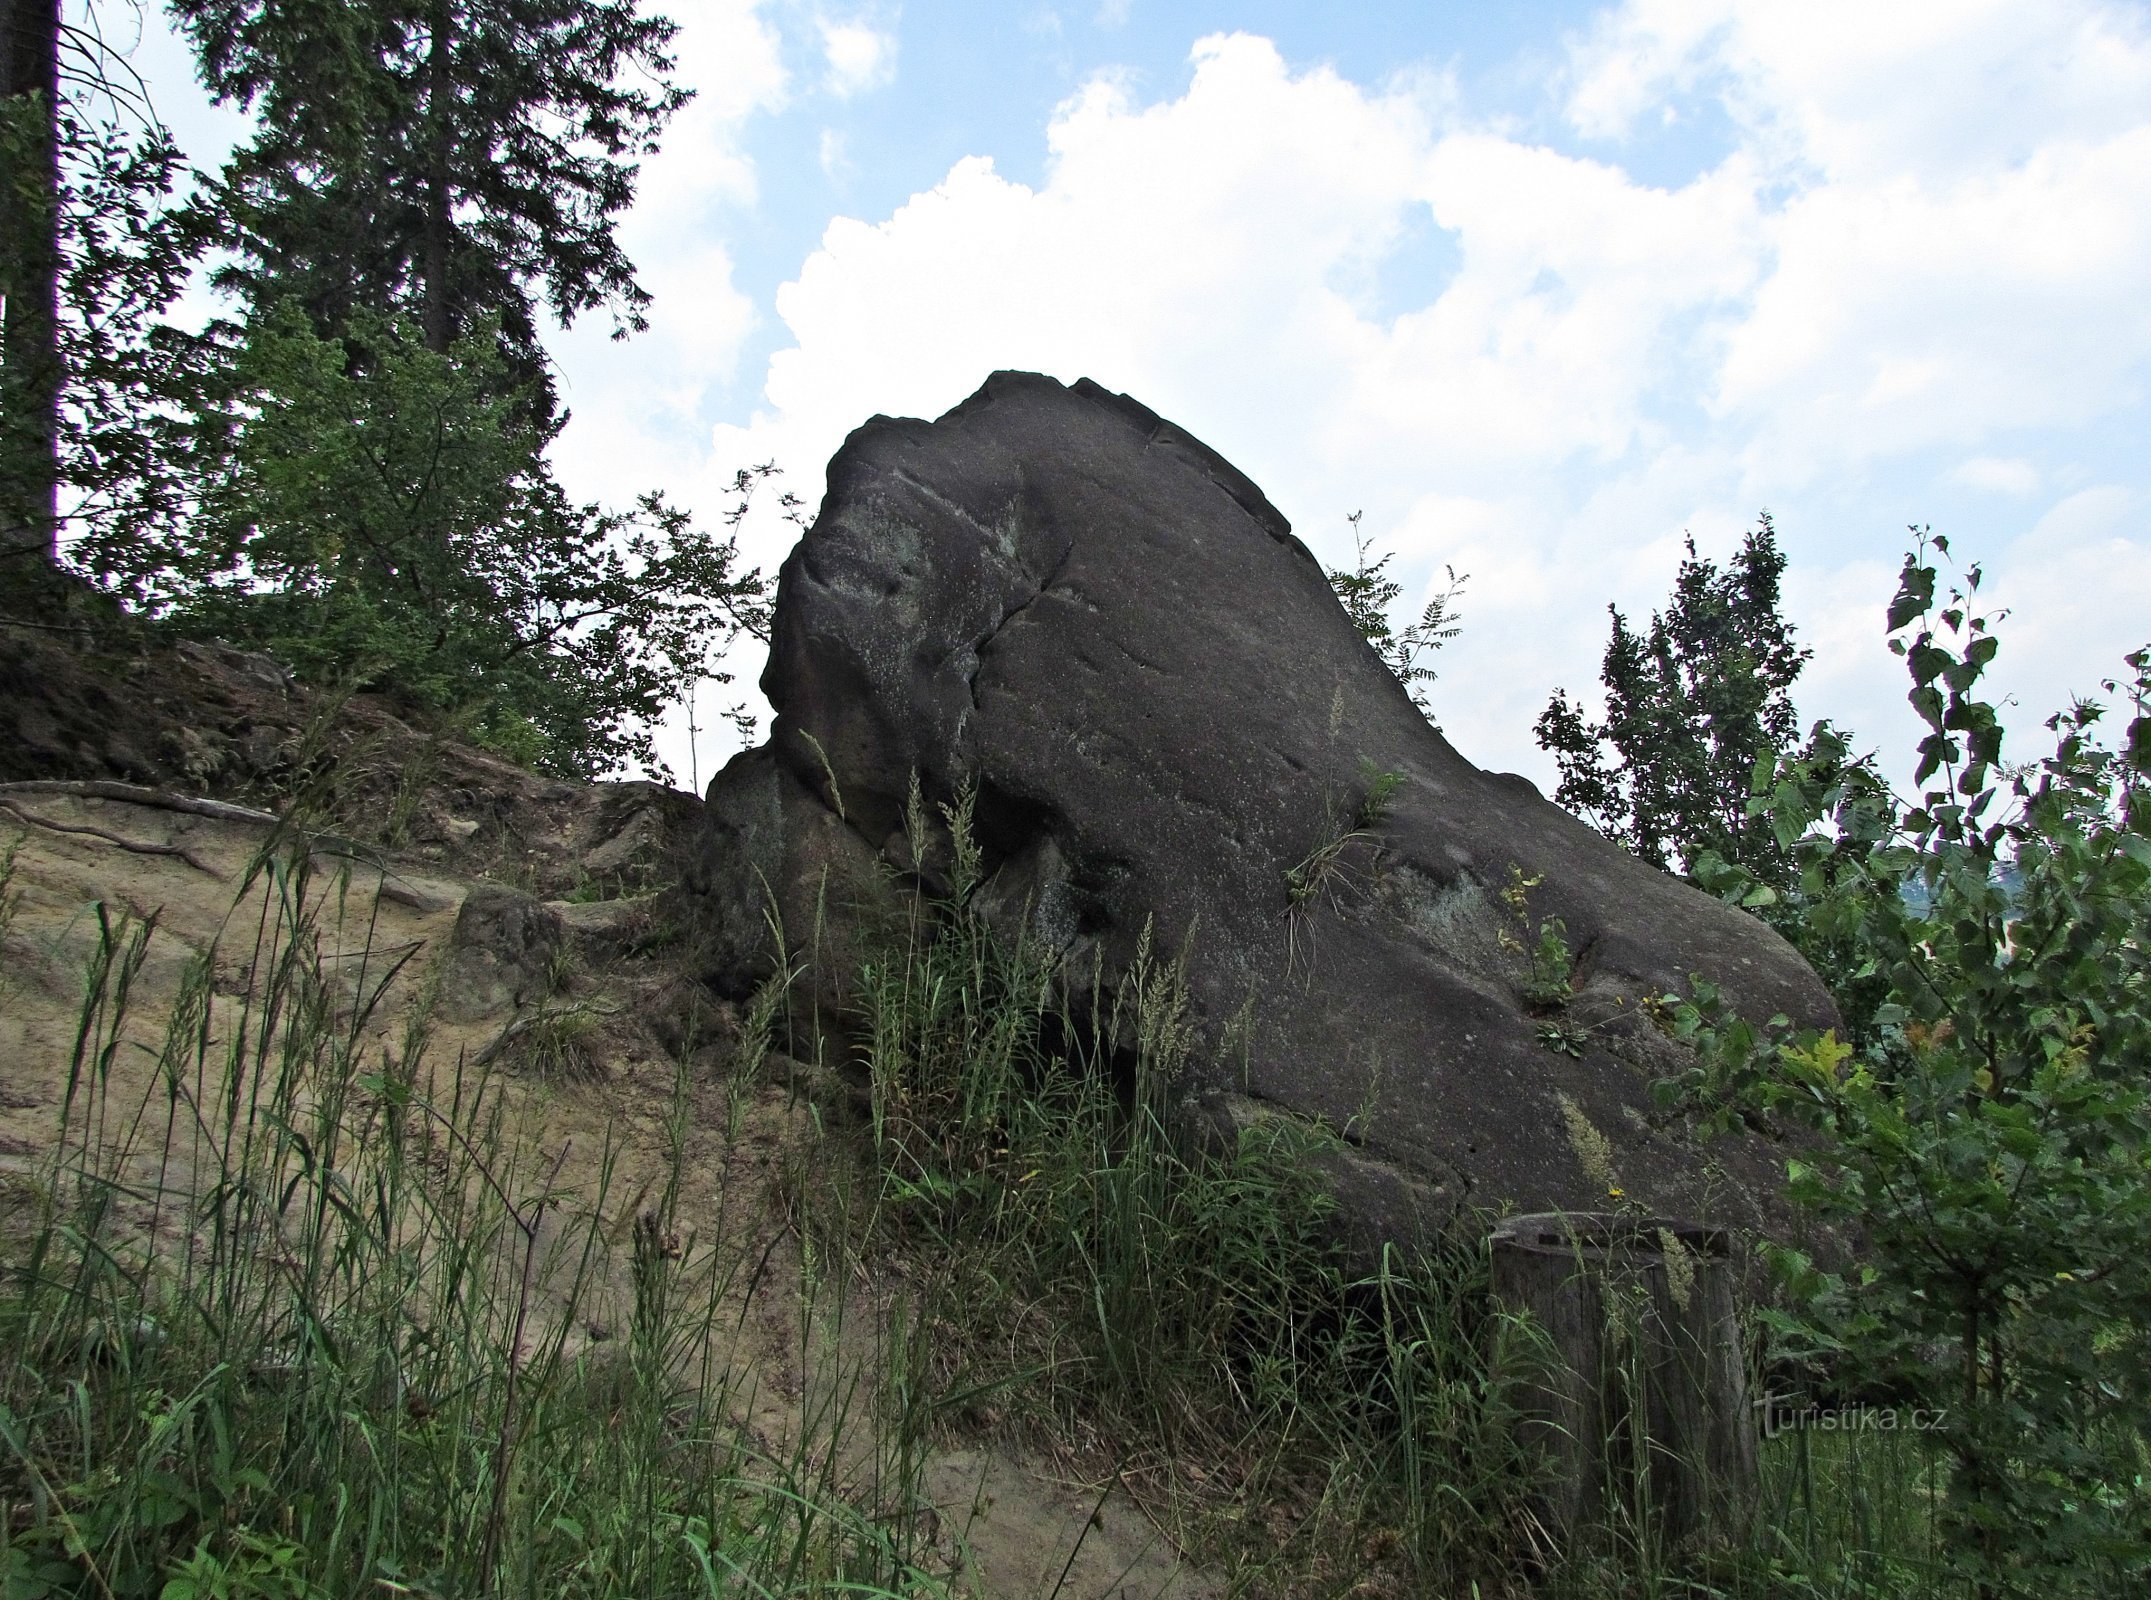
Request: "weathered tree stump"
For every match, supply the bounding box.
[1489,1212,1756,1551]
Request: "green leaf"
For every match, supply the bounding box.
[1887,561,1936,632]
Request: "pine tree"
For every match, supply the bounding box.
[170,0,690,409]
[1535,515,1810,883]
[139,0,764,780]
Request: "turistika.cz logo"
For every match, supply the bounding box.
[1754,1396,1948,1440]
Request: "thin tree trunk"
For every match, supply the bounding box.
[0,0,62,567]
[421,0,452,353]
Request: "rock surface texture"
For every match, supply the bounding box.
[692,371,1834,1246]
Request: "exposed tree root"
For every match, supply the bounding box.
[0,779,278,826]
[0,797,219,875]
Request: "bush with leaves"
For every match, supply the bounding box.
[1661,536,2151,1594]
[150,304,766,778]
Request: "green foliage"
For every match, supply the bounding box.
[127,304,765,778]
[39,117,208,576]
[1494,868,1640,1059]
[5,3,759,783]
[1660,535,2151,1595]
[1,52,206,584]
[1538,514,1811,883]
[158,1529,321,1600]
[1356,759,1407,828]
[1284,759,1406,911]
[1326,510,1467,722]
[864,784,1349,1431]
[1496,865,1576,1014]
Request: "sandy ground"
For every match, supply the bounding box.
[0,783,1221,1600]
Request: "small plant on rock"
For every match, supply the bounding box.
[1285,761,1407,973]
[1286,760,1405,908]
[1326,510,1468,722]
[1497,865,1575,1014]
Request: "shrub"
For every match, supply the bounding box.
[1662,535,2151,1595]
[1324,510,1467,722]
[105,304,768,780]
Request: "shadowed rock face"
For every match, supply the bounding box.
[691,371,1833,1248]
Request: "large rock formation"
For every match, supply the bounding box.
[690,371,1832,1246]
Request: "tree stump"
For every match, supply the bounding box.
[1489,1212,1756,1551]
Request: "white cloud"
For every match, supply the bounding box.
[1716,134,2151,478]
[682,0,794,129]
[728,36,1442,501]
[2018,484,2138,553]
[1780,554,1908,752]
[1566,0,2151,177]
[820,17,898,99]
[819,126,849,179]
[1948,456,2041,496]
[1988,490,2151,732]
[1565,1,2151,481]
[661,6,2151,787]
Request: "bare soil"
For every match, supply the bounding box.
[0,617,1222,1600]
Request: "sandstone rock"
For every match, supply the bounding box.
[439,886,566,1024]
[695,371,1834,1241]
[575,780,703,889]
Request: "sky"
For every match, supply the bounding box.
[112,0,2151,794]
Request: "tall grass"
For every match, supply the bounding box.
[0,840,944,1599]
[0,797,1977,1599]
[809,786,1554,1594]
[812,784,1969,1599]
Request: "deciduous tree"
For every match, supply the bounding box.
[173,305,765,778]
[1664,538,2151,1591]
[1536,515,1809,885]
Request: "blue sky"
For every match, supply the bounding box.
[117,0,2151,790]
